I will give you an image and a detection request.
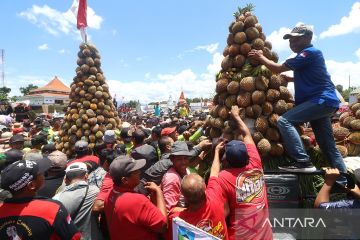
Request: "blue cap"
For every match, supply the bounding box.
[223,140,249,168]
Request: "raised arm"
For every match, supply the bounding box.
[314,168,340,208]
[210,141,225,178]
[248,50,290,74]
[230,106,254,145]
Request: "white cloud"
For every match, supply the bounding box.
[356,48,360,60]
[108,51,221,103]
[177,43,219,59]
[18,3,103,37]
[194,43,219,54]
[320,2,360,39]
[326,59,360,89]
[112,29,117,36]
[267,27,291,53]
[58,49,66,54]
[38,44,49,50]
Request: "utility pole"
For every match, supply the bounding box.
[0,49,4,87]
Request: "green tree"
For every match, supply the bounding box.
[20,84,38,96]
[0,87,11,101]
[341,87,356,102]
[9,96,19,102]
[127,100,138,108]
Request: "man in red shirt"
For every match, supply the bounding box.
[104,155,167,240]
[218,106,273,240]
[0,157,80,240]
[168,142,228,239]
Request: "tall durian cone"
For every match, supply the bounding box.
[209,4,294,157]
[57,43,121,156]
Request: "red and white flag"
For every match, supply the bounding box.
[71,0,88,42]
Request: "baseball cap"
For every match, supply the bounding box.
[161,127,176,137]
[170,141,193,157]
[177,125,189,135]
[4,149,24,166]
[74,140,89,152]
[283,24,313,39]
[41,144,56,155]
[48,150,67,171]
[120,128,133,142]
[223,140,249,168]
[103,130,116,144]
[65,162,88,174]
[0,158,51,192]
[31,134,48,146]
[109,155,146,180]
[9,134,25,144]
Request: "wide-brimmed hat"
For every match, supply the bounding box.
[170,141,193,157]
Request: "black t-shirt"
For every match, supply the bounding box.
[37,172,65,198]
[0,197,80,240]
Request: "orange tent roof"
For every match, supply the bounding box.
[30,76,70,94]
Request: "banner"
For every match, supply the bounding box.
[70,0,88,42]
[172,217,221,240]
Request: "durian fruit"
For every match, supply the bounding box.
[270,142,284,156]
[333,127,350,141]
[58,43,121,156]
[208,4,295,157]
[257,138,271,155]
[336,145,348,158]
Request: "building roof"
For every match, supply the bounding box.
[350,88,360,95]
[25,93,69,98]
[29,76,70,94]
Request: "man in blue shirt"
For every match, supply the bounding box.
[249,24,346,175]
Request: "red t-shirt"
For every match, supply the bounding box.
[169,177,228,240]
[69,155,100,166]
[104,186,166,240]
[96,173,113,201]
[218,144,272,240]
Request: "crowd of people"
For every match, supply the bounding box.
[0,24,359,240]
[0,105,275,240]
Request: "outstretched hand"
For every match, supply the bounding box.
[215,141,225,154]
[144,182,161,193]
[324,168,340,186]
[248,49,265,61]
[230,105,241,119]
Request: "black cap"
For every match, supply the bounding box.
[120,128,133,142]
[177,125,189,135]
[4,149,24,166]
[1,158,51,192]
[31,134,48,146]
[9,135,25,144]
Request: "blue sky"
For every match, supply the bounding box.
[1,0,359,103]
